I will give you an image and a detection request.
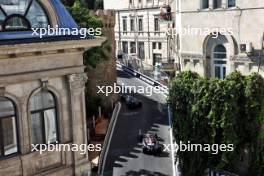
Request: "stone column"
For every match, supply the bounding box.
[67,73,89,176]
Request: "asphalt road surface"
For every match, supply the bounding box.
[103,68,173,176]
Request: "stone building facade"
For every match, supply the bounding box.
[0,0,103,175]
[104,0,175,67]
[176,0,264,78]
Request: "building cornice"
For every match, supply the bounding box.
[0,37,105,58]
[116,6,161,12]
[179,7,264,14]
[180,53,204,59]
[230,55,262,63]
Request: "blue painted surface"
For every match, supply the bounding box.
[0,0,81,42]
[50,0,79,29]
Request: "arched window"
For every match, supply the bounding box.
[213,45,227,79]
[0,97,18,157]
[30,90,58,144]
[0,0,49,31]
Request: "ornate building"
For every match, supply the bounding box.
[176,0,264,78]
[0,0,103,175]
[104,0,175,68]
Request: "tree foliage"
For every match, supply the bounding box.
[66,0,103,29]
[64,0,111,68]
[61,0,75,7]
[168,71,264,176]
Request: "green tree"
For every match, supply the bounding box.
[62,0,113,117]
[67,0,102,29]
[61,0,75,6]
[168,71,264,176]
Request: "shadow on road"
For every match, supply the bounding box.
[104,90,171,175]
[117,69,134,79]
[124,169,170,176]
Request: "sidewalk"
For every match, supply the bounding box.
[88,117,110,172]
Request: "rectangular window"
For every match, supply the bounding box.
[153,42,156,49]
[122,17,127,32]
[122,41,128,54]
[228,0,236,7]
[138,42,145,60]
[130,18,135,32]
[154,17,159,31]
[158,42,162,49]
[213,0,222,9]
[201,0,209,9]
[130,42,136,53]
[138,18,143,32]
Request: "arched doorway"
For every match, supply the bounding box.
[203,34,236,78]
[212,45,227,79]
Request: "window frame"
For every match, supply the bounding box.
[154,17,159,32]
[130,42,136,54]
[138,42,145,60]
[201,0,209,9]
[158,42,162,50]
[213,0,222,9]
[138,17,143,32]
[228,0,236,8]
[122,41,128,54]
[130,18,135,32]
[212,45,227,79]
[30,90,59,145]
[0,0,50,32]
[122,17,127,33]
[153,42,156,49]
[0,97,19,159]
[2,14,31,31]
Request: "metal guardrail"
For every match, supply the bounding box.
[118,54,171,87]
[98,102,122,175]
[117,61,169,95]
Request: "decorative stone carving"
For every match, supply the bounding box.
[41,79,49,89]
[0,87,5,96]
[67,73,88,90]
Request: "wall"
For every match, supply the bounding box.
[0,39,104,176]
[179,0,264,77]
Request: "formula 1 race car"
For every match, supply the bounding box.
[139,132,163,155]
[120,95,143,109]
